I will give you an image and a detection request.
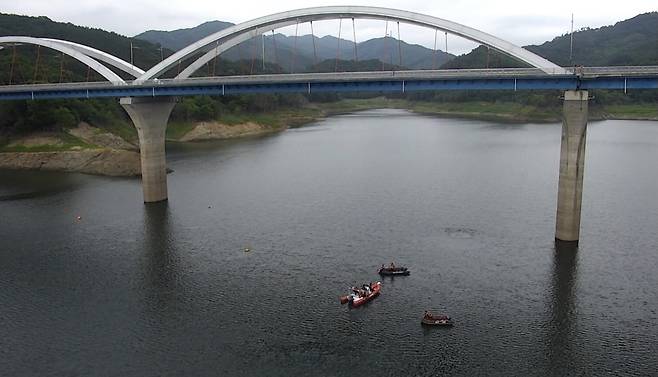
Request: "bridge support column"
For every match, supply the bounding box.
[120,97,176,203]
[555,90,588,245]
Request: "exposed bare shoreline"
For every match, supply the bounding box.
[0,121,281,177]
[0,149,141,176]
[1,106,656,177]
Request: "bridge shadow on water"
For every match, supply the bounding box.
[546,242,581,375]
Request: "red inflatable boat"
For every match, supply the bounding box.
[340,282,381,307]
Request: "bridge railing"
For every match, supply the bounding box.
[581,66,658,76]
[1,66,658,94]
[0,68,568,93]
[0,80,121,93]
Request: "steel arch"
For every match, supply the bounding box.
[137,6,566,83]
[0,36,126,84]
[42,38,145,78]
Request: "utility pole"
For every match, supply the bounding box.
[130,41,141,67]
[262,33,265,71]
[569,13,574,65]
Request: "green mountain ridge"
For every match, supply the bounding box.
[528,12,658,66]
[135,21,235,51]
[1,11,657,142]
[0,13,166,74]
[444,11,658,68]
[135,22,454,71]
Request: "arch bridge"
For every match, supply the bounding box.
[2,6,658,246]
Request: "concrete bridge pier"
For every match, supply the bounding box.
[555,90,588,245]
[120,97,176,203]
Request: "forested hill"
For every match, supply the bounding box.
[442,12,658,69]
[0,13,294,136]
[0,13,165,72]
[0,13,283,85]
[529,12,658,66]
[136,21,234,51]
[1,11,657,138]
[136,21,455,70]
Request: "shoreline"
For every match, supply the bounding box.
[1,100,656,177]
[0,148,141,176]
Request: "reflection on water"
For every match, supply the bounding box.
[143,201,173,256]
[2,114,658,376]
[0,170,83,201]
[547,242,579,374]
[140,201,181,308]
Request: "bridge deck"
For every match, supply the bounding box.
[1,67,657,100]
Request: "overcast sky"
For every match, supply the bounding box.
[1,0,656,54]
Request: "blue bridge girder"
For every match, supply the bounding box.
[1,68,657,101]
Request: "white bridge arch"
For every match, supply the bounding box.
[0,36,144,85]
[137,5,567,83]
[41,39,145,78]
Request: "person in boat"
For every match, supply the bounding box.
[424,310,433,319]
[389,262,396,269]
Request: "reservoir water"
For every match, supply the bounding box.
[1,109,657,376]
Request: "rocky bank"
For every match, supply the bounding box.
[0,120,286,176]
[68,122,138,151]
[0,123,141,176]
[178,121,280,142]
[0,149,141,176]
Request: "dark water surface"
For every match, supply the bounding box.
[1,110,657,376]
